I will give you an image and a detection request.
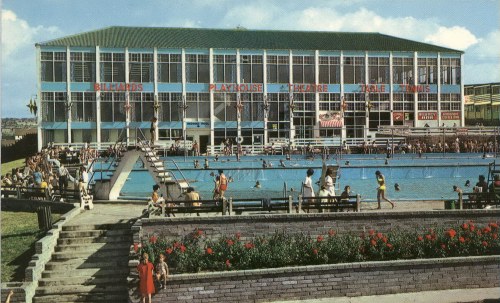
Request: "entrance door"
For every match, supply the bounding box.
[199,135,209,155]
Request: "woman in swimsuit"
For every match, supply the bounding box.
[375,170,395,209]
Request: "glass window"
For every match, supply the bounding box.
[393,57,414,84]
[70,52,96,82]
[240,55,263,83]
[129,53,153,83]
[343,56,365,84]
[440,58,461,85]
[267,55,289,83]
[41,51,66,82]
[100,53,125,82]
[368,57,389,84]
[186,54,209,83]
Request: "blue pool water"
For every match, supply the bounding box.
[94,153,496,202]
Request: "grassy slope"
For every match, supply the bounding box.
[1,211,60,282]
[1,159,25,175]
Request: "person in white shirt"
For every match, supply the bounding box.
[324,168,336,196]
[78,166,89,196]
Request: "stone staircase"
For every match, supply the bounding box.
[32,223,133,303]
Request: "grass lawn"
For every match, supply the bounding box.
[1,159,25,175]
[1,211,61,282]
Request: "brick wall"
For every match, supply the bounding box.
[138,210,500,241]
[129,255,500,303]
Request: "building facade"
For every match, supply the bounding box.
[464,83,500,126]
[36,27,464,153]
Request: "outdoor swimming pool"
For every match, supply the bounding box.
[94,153,496,202]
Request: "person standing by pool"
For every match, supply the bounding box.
[150,117,157,145]
[375,170,395,209]
[324,168,336,196]
[218,170,228,198]
[302,168,315,212]
[137,252,155,303]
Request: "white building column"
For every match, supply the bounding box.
[236,49,242,141]
[389,52,394,126]
[437,53,442,127]
[364,51,369,140]
[413,52,419,127]
[36,45,43,151]
[340,51,346,140]
[314,50,320,128]
[263,50,268,145]
[460,54,465,126]
[209,48,215,155]
[95,46,101,150]
[66,46,72,144]
[125,48,130,145]
[289,50,295,144]
[153,47,159,142]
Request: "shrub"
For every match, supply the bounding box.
[135,222,499,274]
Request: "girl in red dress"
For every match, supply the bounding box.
[137,252,155,303]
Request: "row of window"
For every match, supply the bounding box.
[41,91,461,123]
[41,51,462,85]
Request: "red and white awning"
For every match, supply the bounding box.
[320,120,343,128]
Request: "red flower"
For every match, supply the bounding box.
[441,244,446,250]
[425,234,432,241]
[180,245,186,252]
[482,241,488,247]
[369,229,375,236]
[226,239,234,246]
[149,235,158,244]
[235,232,241,240]
[317,235,324,243]
[417,236,423,242]
[206,247,213,254]
[244,242,254,249]
[461,223,469,230]
[195,229,203,237]
[483,227,492,234]
[377,233,383,240]
[386,243,393,249]
[328,229,336,237]
[312,249,318,255]
[133,243,139,252]
[459,237,465,243]
[492,234,498,240]
[489,222,499,229]
[165,247,173,254]
[173,241,180,248]
[370,239,377,246]
[477,230,482,236]
[381,237,388,244]
[470,225,476,232]
[445,229,457,239]
[225,259,231,267]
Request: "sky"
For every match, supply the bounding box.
[2,0,499,118]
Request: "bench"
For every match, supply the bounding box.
[461,192,500,209]
[300,195,360,212]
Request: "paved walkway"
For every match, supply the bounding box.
[273,288,500,303]
[66,202,146,225]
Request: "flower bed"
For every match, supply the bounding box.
[134,221,499,273]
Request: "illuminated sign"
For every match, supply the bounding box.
[94,83,143,91]
[441,112,461,120]
[418,112,437,120]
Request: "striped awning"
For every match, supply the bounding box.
[320,120,343,128]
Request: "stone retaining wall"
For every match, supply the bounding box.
[137,210,500,241]
[128,255,500,302]
[1,198,75,214]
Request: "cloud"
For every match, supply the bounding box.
[1,9,61,117]
[424,26,479,50]
[462,30,500,84]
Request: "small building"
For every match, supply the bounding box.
[464,83,500,126]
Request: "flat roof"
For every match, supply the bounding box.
[37,26,462,53]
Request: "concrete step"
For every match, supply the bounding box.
[55,242,130,253]
[59,229,131,238]
[35,284,127,296]
[62,223,133,231]
[57,235,131,245]
[156,171,170,177]
[39,275,127,287]
[42,267,129,279]
[45,259,129,271]
[51,249,128,261]
[33,293,129,303]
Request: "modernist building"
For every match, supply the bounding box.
[36,27,464,153]
[464,83,500,126]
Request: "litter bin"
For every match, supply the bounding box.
[444,200,456,210]
[37,206,52,231]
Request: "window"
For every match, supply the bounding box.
[417,58,437,84]
[70,52,95,82]
[100,92,126,122]
[129,92,155,122]
[367,93,390,111]
[393,57,414,84]
[440,58,461,85]
[292,56,315,83]
[239,93,264,121]
[266,93,290,121]
[393,93,414,111]
[214,93,237,121]
[129,53,153,82]
[186,54,209,83]
[368,57,389,84]
[100,53,125,82]
[343,57,365,84]
[240,55,263,83]
[214,55,237,83]
[158,54,181,83]
[319,93,341,111]
[41,92,67,122]
[267,55,289,83]
[158,92,182,122]
[318,56,340,84]
[41,52,66,82]
[186,92,210,120]
[344,93,366,111]
[440,93,461,112]
[71,92,96,122]
[417,93,438,111]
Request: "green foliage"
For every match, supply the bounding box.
[133,222,500,274]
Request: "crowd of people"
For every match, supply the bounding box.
[1,143,98,200]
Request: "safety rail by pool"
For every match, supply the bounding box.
[149,194,361,217]
[459,192,500,209]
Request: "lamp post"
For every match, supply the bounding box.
[65,95,73,144]
[179,95,188,160]
[263,95,270,148]
[124,92,132,145]
[153,95,160,144]
[289,92,296,147]
[235,93,244,161]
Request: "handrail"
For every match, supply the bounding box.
[167,159,190,187]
